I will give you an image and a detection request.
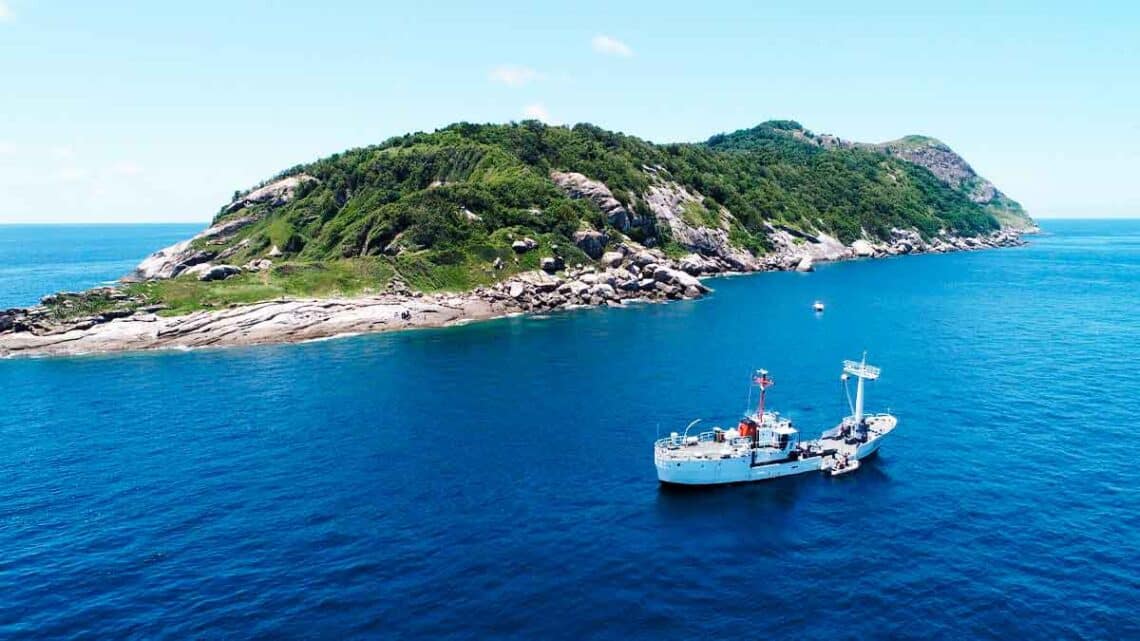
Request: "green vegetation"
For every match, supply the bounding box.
[74,120,1026,320]
[212,121,1010,267]
[127,259,396,315]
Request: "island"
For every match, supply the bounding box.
[0,120,1035,357]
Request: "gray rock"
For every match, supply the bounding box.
[572,230,609,259]
[198,264,242,282]
[631,251,661,267]
[508,282,526,299]
[601,251,625,268]
[224,174,319,214]
[512,238,538,253]
[679,254,706,275]
[515,270,562,292]
[541,256,565,273]
[550,171,643,231]
[590,283,617,300]
[568,281,590,297]
[851,240,875,257]
[795,256,814,272]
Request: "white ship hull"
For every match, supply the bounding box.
[656,414,896,486]
[656,455,825,485]
[655,358,896,486]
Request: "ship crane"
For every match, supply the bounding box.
[842,353,881,425]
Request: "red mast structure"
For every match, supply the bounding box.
[754,369,774,422]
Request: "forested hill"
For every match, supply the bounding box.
[132,120,1033,291]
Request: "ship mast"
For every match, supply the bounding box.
[842,353,880,424]
[754,369,774,422]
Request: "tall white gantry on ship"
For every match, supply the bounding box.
[654,355,898,485]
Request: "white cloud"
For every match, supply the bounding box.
[489,65,541,87]
[0,2,12,22]
[0,141,14,155]
[522,103,558,125]
[591,35,633,57]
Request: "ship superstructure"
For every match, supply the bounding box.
[654,356,897,485]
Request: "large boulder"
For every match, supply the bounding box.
[652,266,708,292]
[678,253,707,275]
[541,256,565,273]
[601,251,624,268]
[795,256,814,272]
[515,270,562,292]
[568,280,590,298]
[851,239,875,257]
[590,283,617,300]
[197,264,242,282]
[572,230,609,259]
[512,238,538,253]
[630,250,663,267]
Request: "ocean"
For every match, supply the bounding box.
[1,220,1137,639]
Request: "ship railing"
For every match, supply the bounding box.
[655,430,722,449]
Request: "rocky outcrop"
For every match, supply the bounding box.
[643,182,759,271]
[128,215,257,281]
[223,174,319,214]
[851,239,875,257]
[550,171,646,232]
[572,230,609,259]
[128,176,318,282]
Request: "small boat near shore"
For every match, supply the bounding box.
[813,301,825,312]
[654,355,896,485]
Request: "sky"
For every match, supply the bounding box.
[0,1,1137,223]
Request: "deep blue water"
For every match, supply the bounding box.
[0,224,204,309]
[2,220,1138,639]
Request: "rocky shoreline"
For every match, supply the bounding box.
[0,227,1029,359]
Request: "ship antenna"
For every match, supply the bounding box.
[753,369,774,422]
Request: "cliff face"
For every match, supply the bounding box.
[871,136,1033,230]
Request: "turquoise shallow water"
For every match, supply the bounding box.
[1,220,1138,639]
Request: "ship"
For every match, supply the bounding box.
[654,356,897,485]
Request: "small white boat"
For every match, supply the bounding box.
[829,457,860,477]
[813,301,825,312]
